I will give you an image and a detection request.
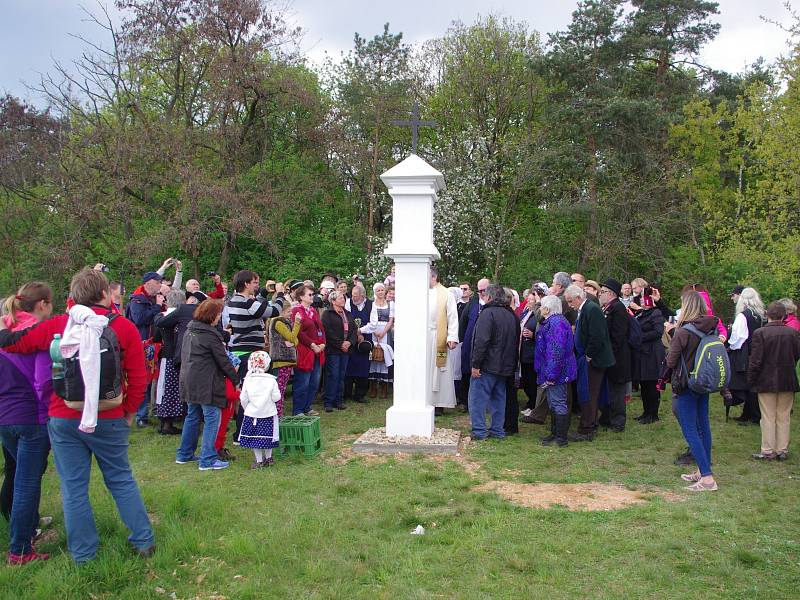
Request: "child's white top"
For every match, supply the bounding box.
[240,372,281,418]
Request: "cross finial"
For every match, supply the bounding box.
[392,102,437,154]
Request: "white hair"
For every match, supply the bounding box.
[373,282,385,293]
[563,284,585,300]
[553,272,572,289]
[540,294,563,315]
[736,287,765,319]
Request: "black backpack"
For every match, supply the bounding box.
[54,313,124,410]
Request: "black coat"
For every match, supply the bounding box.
[636,308,665,382]
[179,320,239,408]
[321,308,358,355]
[471,303,520,377]
[154,304,196,362]
[575,300,615,369]
[603,298,631,383]
[519,307,540,365]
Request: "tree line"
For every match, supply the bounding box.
[1,0,798,318]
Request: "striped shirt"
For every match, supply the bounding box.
[227,293,285,352]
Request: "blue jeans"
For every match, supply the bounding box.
[546,384,569,416]
[47,417,154,563]
[136,383,151,422]
[177,403,221,468]
[0,424,50,555]
[324,353,349,408]
[468,372,507,439]
[675,389,713,476]
[293,356,321,415]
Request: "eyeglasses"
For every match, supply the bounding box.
[478,288,488,294]
[460,287,470,291]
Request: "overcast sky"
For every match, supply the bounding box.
[1,0,795,105]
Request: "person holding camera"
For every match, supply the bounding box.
[227,270,286,439]
[185,270,224,300]
[125,271,167,427]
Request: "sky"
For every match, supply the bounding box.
[1,0,795,105]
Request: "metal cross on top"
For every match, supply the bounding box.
[392,101,437,154]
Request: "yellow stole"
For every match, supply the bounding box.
[435,284,448,368]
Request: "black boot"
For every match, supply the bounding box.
[555,413,570,447]
[541,410,557,445]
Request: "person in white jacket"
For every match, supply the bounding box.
[238,351,281,468]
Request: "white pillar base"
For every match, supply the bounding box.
[386,405,435,438]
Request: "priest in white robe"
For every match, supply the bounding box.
[428,267,459,410]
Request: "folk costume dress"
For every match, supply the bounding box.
[238,352,281,450]
[361,300,394,383]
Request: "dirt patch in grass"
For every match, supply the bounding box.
[474,481,684,511]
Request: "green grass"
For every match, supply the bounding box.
[2,393,799,599]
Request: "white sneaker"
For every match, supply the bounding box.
[521,408,532,417]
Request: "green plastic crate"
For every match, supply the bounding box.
[278,415,322,458]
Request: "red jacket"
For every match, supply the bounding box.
[1,306,147,420]
[207,283,225,299]
[291,305,326,371]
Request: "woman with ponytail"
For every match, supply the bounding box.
[0,282,54,564]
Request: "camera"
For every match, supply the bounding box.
[643,286,652,297]
[207,271,217,278]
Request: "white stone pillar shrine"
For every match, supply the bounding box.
[381,154,444,438]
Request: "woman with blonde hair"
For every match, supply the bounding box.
[729,287,766,425]
[778,298,800,333]
[360,283,394,399]
[665,291,722,491]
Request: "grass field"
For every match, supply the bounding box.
[1,392,798,599]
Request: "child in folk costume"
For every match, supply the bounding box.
[238,351,281,468]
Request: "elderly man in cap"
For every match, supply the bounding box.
[598,278,631,432]
[125,271,167,426]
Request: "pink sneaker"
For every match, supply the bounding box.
[8,551,50,565]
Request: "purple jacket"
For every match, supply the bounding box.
[534,314,577,385]
[0,349,52,425]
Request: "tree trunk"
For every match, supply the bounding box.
[580,133,600,270]
[367,113,381,257]
[218,231,235,277]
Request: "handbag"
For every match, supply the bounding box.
[371,344,385,362]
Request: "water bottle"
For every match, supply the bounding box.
[50,334,64,380]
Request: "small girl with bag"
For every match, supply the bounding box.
[238,351,281,469]
[268,301,300,417]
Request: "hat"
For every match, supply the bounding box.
[142,272,163,284]
[585,280,600,292]
[320,280,335,290]
[288,279,304,291]
[601,278,622,298]
[730,285,745,297]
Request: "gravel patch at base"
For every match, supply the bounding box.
[474,481,684,511]
[353,428,461,455]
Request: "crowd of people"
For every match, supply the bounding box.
[0,260,798,565]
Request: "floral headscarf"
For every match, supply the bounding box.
[247,351,271,374]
